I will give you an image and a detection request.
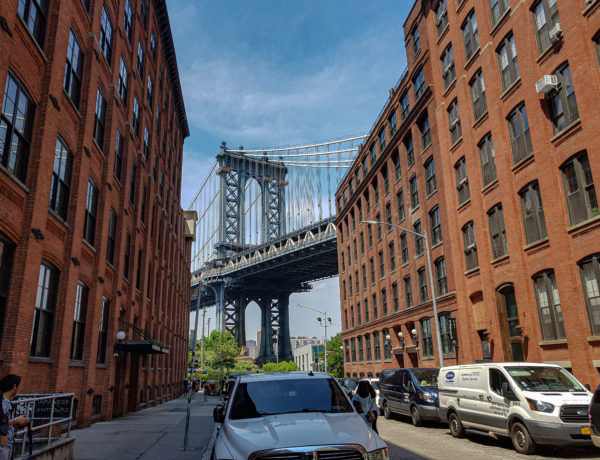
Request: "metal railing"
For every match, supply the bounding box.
[11,393,74,458]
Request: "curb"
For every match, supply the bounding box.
[201,423,220,460]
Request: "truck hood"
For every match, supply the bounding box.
[216,412,385,459]
[522,391,591,406]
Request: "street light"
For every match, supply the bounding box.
[361,220,445,367]
[298,304,332,373]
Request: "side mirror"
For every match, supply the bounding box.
[501,382,517,401]
[353,399,364,414]
[585,384,591,391]
[213,404,225,423]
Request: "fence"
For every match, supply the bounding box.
[11,393,74,458]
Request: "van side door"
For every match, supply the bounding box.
[487,368,514,432]
[388,370,404,412]
[399,371,412,414]
[456,367,488,427]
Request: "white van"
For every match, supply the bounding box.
[438,363,592,454]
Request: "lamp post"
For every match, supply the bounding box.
[361,220,444,367]
[298,305,332,373]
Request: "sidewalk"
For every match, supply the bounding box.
[71,395,218,460]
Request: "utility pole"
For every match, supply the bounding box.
[183,290,201,450]
[200,306,207,370]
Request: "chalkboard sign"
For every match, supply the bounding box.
[13,395,72,420]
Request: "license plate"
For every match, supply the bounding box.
[582,426,591,435]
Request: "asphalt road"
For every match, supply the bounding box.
[377,414,600,460]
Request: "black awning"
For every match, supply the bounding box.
[114,340,170,355]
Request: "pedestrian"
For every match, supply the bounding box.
[352,380,379,434]
[0,374,28,460]
[203,383,208,401]
[191,380,198,397]
[184,380,189,396]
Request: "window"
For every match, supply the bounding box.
[487,204,508,259]
[343,280,347,300]
[397,189,405,222]
[462,10,480,61]
[143,126,150,159]
[404,275,413,308]
[64,29,83,108]
[99,6,113,63]
[114,129,123,181]
[357,301,361,324]
[370,258,375,284]
[368,226,373,248]
[0,72,36,182]
[412,27,420,55]
[129,161,137,205]
[344,311,348,330]
[93,87,107,148]
[151,32,157,60]
[532,0,560,53]
[455,157,470,205]
[401,232,408,264]
[350,338,356,362]
[370,143,376,165]
[441,44,455,89]
[344,339,350,361]
[425,157,437,196]
[0,233,16,346]
[156,104,160,131]
[133,96,140,136]
[373,331,381,361]
[140,0,148,28]
[379,127,386,152]
[364,298,369,322]
[405,135,414,167]
[418,116,431,150]
[373,179,379,204]
[462,221,479,270]
[561,152,598,225]
[362,264,367,290]
[519,182,547,244]
[413,67,425,100]
[365,191,370,215]
[414,220,423,256]
[435,0,449,37]
[341,252,345,272]
[365,334,372,361]
[147,75,153,107]
[435,257,448,295]
[83,179,98,246]
[469,69,487,121]
[400,91,410,120]
[372,294,378,319]
[439,313,455,354]
[421,318,434,358]
[18,0,48,47]
[533,270,565,340]
[360,233,364,255]
[137,41,144,79]
[579,255,600,336]
[548,64,579,133]
[81,0,90,10]
[107,209,117,265]
[389,111,397,137]
[447,99,461,145]
[355,270,359,294]
[92,395,102,417]
[49,137,73,220]
[595,33,600,68]
[118,57,128,105]
[362,157,368,176]
[490,0,510,27]
[478,133,497,186]
[389,242,396,272]
[136,250,143,291]
[31,261,59,357]
[383,328,392,360]
[349,275,353,297]
[392,283,399,312]
[376,213,382,240]
[385,202,392,228]
[507,103,532,163]
[429,206,442,245]
[382,289,388,316]
[497,33,520,91]
[383,167,389,194]
[409,175,419,209]
[70,281,88,360]
[418,267,428,302]
[124,231,131,280]
[123,0,133,42]
[379,250,385,279]
[392,151,401,180]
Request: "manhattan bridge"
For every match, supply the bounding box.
[189,135,366,363]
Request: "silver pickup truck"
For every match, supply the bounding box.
[212,372,389,460]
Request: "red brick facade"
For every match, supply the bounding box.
[337,0,600,388]
[0,0,192,425]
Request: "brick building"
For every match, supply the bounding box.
[336,0,600,387]
[0,0,194,425]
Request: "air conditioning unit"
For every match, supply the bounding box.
[535,75,558,94]
[549,22,562,43]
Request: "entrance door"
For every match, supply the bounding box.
[495,285,524,361]
[112,352,128,417]
[127,353,140,412]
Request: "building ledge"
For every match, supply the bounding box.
[539,339,567,346]
[28,356,53,364]
[481,179,499,194]
[464,267,480,277]
[567,214,600,237]
[587,336,600,343]
[491,254,509,266]
[457,199,471,211]
[464,47,481,71]
[583,0,600,16]
[511,153,534,173]
[523,237,549,253]
[500,78,522,101]
[472,111,489,129]
[490,9,511,36]
[550,119,582,145]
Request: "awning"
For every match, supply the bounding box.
[114,340,170,355]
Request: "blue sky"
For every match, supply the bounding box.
[167,0,413,340]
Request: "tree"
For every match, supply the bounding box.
[232,360,259,373]
[260,361,298,373]
[203,331,240,369]
[315,333,344,377]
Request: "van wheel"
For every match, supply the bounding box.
[510,422,536,455]
[448,412,465,438]
[410,406,422,427]
[383,401,392,420]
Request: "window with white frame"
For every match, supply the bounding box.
[533,270,565,340]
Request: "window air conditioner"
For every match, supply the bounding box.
[549,22,562,43]
[535,75,558,94]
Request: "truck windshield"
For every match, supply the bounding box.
[229,378,353,420]
[506,366,585,392]
[411,369,438,388]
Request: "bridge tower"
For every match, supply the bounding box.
[213,142,292,362]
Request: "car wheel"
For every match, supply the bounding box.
[448,412,465,438]
[410,406,422,427]
[383,401,392,420]
[510,422,536,455]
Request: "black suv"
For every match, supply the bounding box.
[591,384,600,448]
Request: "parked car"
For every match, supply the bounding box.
[212,372,389,460]
[379,368,439,426]
[591,384,600,448]
[439,363,593,455]
[367,378,381,408]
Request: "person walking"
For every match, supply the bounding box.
[0,375,28,460]
[352,380,379,434]
[191,379,198,397]
[203,383,208,401]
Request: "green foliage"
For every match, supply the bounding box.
[232,360,259,373]
[260,361,299,373]
[314,333,344,377]
[204,330,241,368]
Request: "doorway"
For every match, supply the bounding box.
[495,285,524,361]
